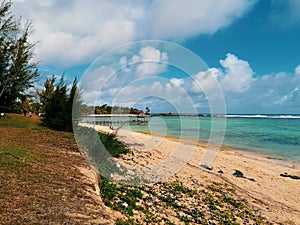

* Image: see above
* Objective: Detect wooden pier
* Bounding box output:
[83,114,149,126]
[86,119,148,126]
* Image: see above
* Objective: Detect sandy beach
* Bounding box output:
[88,124,300,224]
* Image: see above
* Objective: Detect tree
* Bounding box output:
[145,107,150,115]
[40,75,80,131]
[0,1,39,111]
[39,75,55,111]
[20,99,31,113]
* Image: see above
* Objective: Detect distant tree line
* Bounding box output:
[94,104,146,115]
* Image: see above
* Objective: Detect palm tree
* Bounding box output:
[145,107,150,115]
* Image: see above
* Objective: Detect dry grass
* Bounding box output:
[0,114,112,224]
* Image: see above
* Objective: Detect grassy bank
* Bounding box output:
[0,114,294,224]
[0,114,111,224]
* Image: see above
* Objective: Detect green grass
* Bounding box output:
[99,176,274,224]
[98,132,129,157]
[0,146,35,169]
[0,114,33,128]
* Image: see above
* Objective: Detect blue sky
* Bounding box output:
[12,0,300,114]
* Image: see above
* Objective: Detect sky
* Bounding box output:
[11,0,300,114]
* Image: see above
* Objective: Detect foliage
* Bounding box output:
[0,1,39,111]
[98,132,129,157]
[20,99,31,112]
[94,104,143,115]
[99,177,273,224]
[40,75,80,131]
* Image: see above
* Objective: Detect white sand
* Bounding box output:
[80,123,300,223]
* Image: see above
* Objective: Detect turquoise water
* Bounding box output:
[84,115,300,163]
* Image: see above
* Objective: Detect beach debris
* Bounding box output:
[280,172,300,180]
[233,170,255,182]
[126,170,135,176]
[200,164,213,171]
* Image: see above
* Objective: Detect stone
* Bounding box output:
[233,170,244,178]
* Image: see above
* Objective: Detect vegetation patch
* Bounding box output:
[0,114,32,128]
[96,133,272,224]
[100,177,271,224]
[98,132,129,157]
[0,146,35,169]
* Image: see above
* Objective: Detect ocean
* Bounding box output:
[83,115,300,163]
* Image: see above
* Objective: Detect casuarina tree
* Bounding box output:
[0,1,39,111]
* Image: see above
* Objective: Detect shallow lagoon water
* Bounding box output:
[84,115,300,163]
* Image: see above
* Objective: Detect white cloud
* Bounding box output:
[120,56,127,66]
[11,0,257,68]
[139,46,162,61]
[186,54,300,113]
[270,0,300,28]
[190,53,254,94]
[81,51,300,113]
[191,68,222,94]
[219,53,254,93]
[139,0,258,40]
[295,64,300,76]
[222,64,300,113]
[275,87,299,105]
[131,46,168,77]
[170,78,184,86]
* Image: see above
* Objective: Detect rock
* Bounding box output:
[218,170,224,174]
[233,170,255,182]
[233,170,244,178]
[200,164,213,171]
[126,170,135,176]
[280,173,300,180]
[178,211,185,217]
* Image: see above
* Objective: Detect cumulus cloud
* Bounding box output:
[80,49,300,113]
[219,53,254,93]
[191,68,222,94]
[222,65,300,113]
[186,54,300,113]
[140,0,258,40]
[170,78,184,86]
[130,46,168,77]
[112,79,197,113]
[190,53,254,94]
[11,0,257,68]
[12,0,139,67]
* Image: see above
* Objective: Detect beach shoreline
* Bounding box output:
[80,123,300,224]
[96,124,300,169]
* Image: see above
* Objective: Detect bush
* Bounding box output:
[40,76,79,131]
